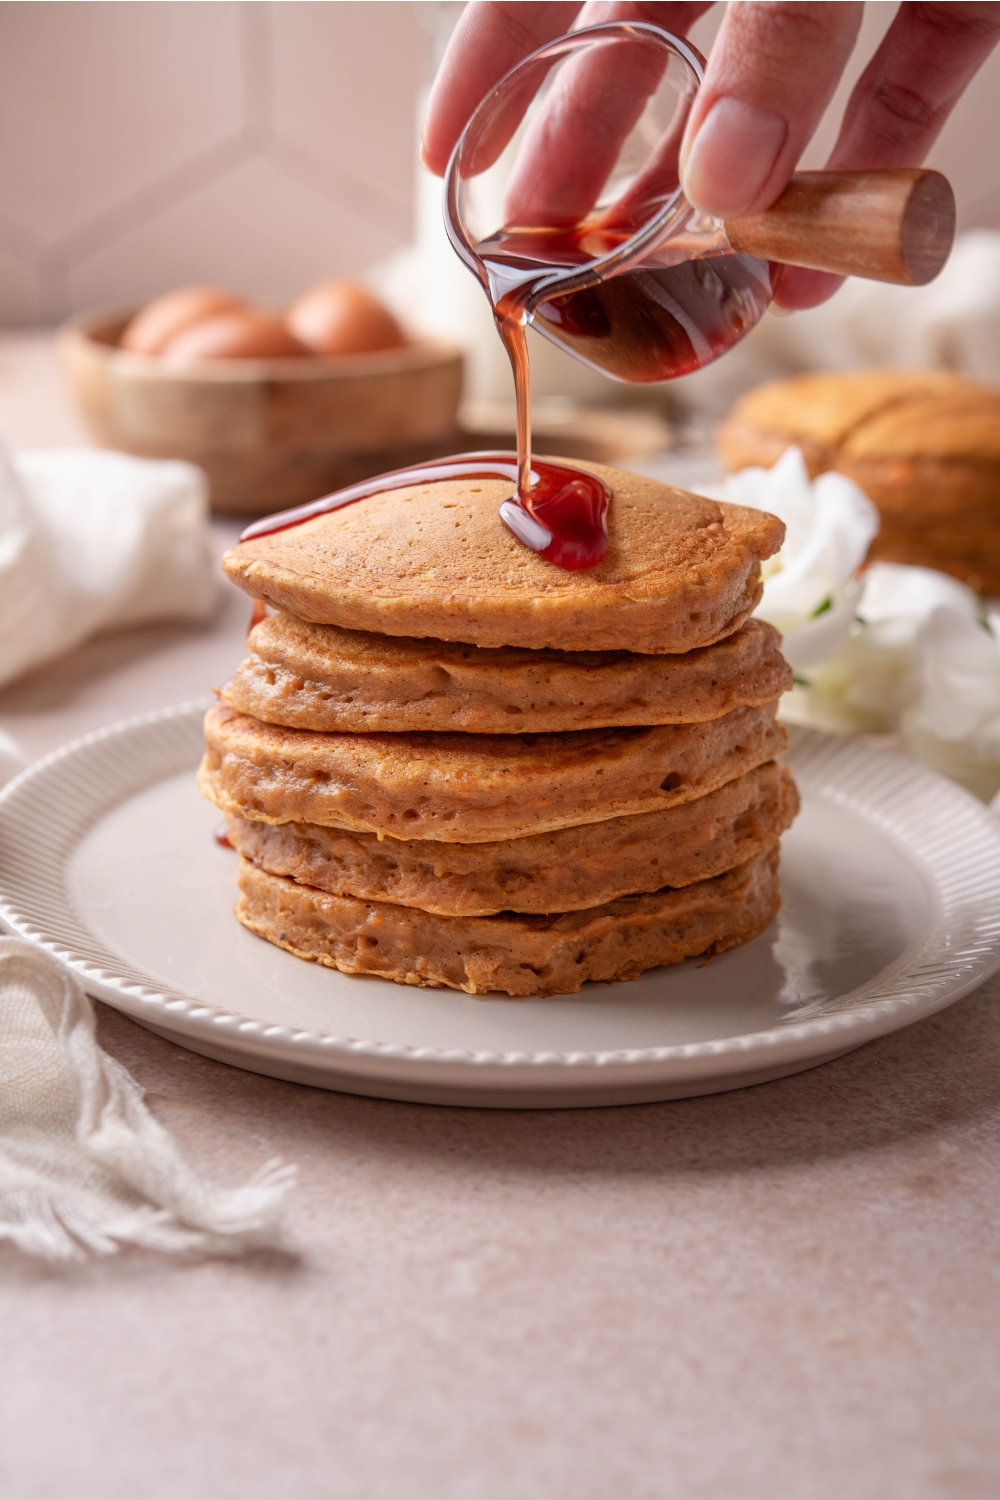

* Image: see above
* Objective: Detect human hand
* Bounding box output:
[422,1,1000,309]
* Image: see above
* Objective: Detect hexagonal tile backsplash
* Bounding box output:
[1,1,999,330]
[0,0,432,324]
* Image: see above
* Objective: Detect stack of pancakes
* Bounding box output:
[199,462,798,997]
[717,369,1000,593]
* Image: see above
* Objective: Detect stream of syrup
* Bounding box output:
[238,223,770,571]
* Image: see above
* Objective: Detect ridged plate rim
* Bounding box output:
[1,700,999,1084]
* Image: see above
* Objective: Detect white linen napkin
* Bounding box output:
[0,936,295,1261]
[0,436,215,691]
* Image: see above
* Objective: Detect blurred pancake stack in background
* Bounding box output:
[717,369,1000,594]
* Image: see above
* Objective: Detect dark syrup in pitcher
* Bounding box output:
[479,223,774,383]
[239,227,770,569]
[476,223,773,563]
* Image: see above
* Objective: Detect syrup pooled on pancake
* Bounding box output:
[240,452,610,572]
[224,462,784,655]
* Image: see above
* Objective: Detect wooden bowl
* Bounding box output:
[60,311,464,515]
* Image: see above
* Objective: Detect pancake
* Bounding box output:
[200,700,787,843]
[224,613,793,734]
[716,370,982,476]
[226,761,798,916]
[235,844,781,996]
[716,370,1000,590]
[221,460,784,654]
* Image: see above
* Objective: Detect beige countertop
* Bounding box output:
[1,336,999,1500]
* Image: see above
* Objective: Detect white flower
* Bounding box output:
[789,560,1000,801]
[785,563,980,735]
[725,447,880,670]
[717,446,1000,799]
[902,603,1000,801]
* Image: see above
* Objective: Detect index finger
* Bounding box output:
[502,35,671,226]
[679,2,865,218]
[501,3,713,224]
[421,2,583,176]
[776,1,1000,308]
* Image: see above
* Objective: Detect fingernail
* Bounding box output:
[681,97,787,218]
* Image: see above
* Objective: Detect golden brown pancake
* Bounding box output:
[226,761,798,916]
[715,370,1000,591]
[716,370,983,476]
[224,613,793,734]
[235,844,781,996]
[200,701,787,843]
[221,460,784,654]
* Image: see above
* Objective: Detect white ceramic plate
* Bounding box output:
[2,701,1000,1108]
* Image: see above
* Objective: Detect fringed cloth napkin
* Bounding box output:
[0,938,295,1261]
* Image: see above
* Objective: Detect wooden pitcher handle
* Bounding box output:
[724,169,956,286]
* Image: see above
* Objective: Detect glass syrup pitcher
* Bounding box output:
[238,23,954,578]
[443,21,955,505]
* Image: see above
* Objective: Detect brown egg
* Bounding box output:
[286,279,407,356]
[120,286,247,354]
[162,310,311,362]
